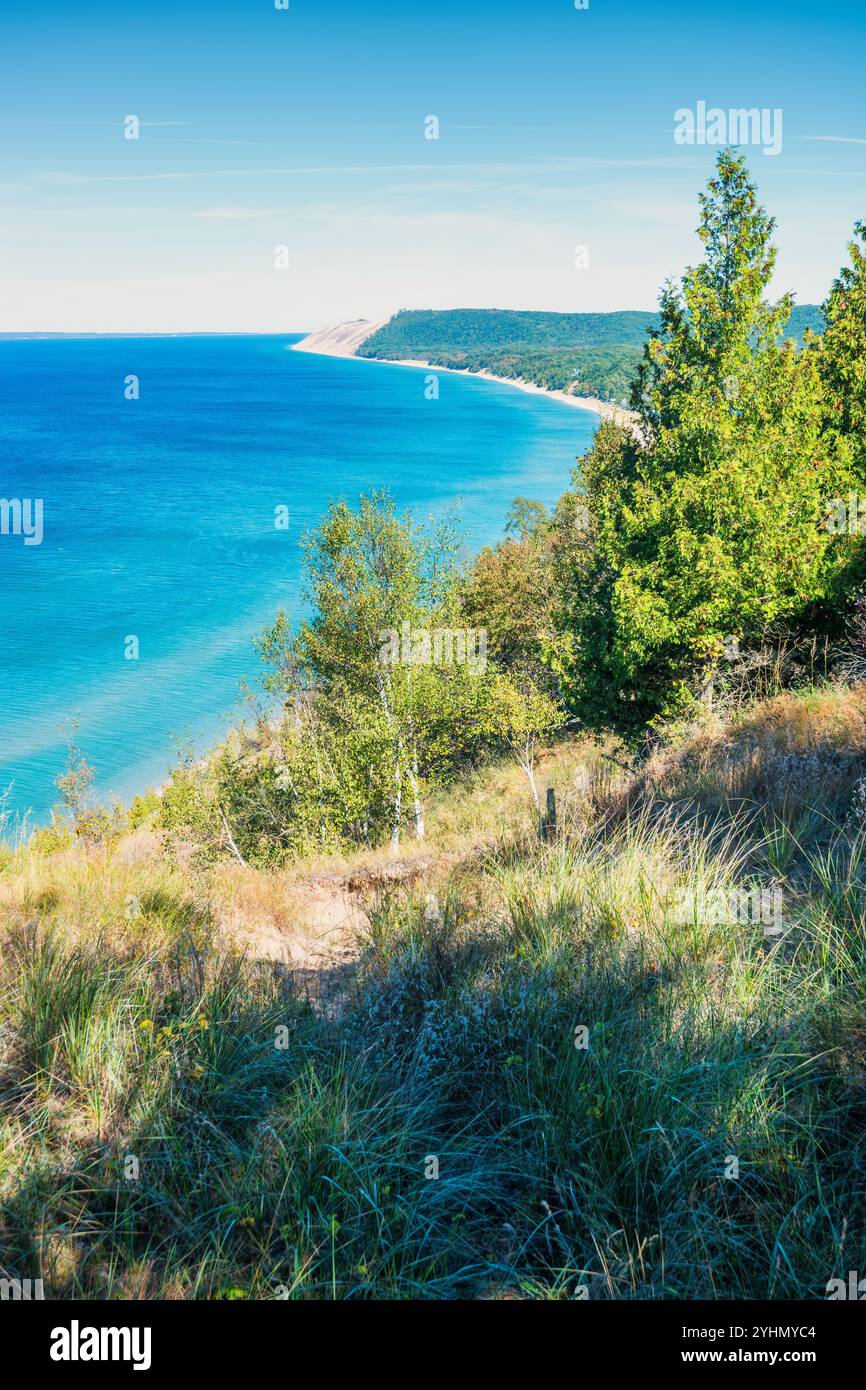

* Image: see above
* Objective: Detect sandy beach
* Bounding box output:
[292,320,639,428]
[375,357,637,427]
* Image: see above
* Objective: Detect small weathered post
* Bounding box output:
[540,786,557,842]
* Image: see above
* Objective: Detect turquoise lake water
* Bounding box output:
[0,334,598,829]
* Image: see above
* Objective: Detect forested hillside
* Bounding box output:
[361,308,659,351]
[358,304,824,404]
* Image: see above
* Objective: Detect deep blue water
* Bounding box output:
[0,335,597,830]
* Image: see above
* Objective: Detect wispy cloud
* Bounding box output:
[0,118,190,127]
[146,138,271,146]
[799,135,866,146]
[191,206,280,220]
[761,166,866,177]
[0,118,266,147]
[0,205,174,216]
[34,164,480,185]
[32,155,700,187]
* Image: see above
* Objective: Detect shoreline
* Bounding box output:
[365,356,636,426]
[291,327,637,427]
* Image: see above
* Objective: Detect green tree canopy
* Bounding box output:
[553,150,855,732]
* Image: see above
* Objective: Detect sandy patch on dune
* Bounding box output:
[292,318,389,357]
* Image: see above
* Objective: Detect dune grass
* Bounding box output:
[2,687,866,1298]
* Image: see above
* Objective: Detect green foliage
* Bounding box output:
[54,725,96,831]
[278,491,491,850]
[462,499,556,686]
[808,220,866,617]
[359,306,823,405]
[28,813,74,856]
[161,494,559,866]
[552,151,857,732]
[820,220,866,465]
[361,307,663,352]
[505,497,549,540]
[128,787,160,830]
[486,670,562,807]
[51,726,123,845]
[157,756,216,842]
[218,701,403,864]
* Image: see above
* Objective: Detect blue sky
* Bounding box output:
[2,0,865,331]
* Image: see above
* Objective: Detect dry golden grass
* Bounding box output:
[0,842,203,951]
[638,681,866,818]
[6,682,865,975]
[730,681,866,750]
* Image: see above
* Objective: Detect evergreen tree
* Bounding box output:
[554,150,852,731]
[820,219,866,457]
[801,219,866,623]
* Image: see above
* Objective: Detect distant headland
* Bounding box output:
[294,305,822,425]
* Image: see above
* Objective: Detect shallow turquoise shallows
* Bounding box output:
[0,334,598,829]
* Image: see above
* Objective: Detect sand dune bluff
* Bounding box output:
[293,319,388,356]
